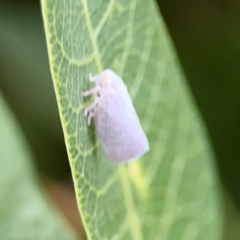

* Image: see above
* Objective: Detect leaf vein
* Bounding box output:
[94,0,116,37]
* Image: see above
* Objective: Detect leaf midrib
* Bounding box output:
[75,1,143,239]
[81,0,102,73]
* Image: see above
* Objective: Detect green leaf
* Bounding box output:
[0,93,77,240]
[41,0,222,239]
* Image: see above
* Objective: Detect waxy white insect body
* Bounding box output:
[83,69,149,163]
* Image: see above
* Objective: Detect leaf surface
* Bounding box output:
[41,0,222,239]
[0,93,77,240]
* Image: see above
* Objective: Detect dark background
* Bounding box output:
[0,0,240,238]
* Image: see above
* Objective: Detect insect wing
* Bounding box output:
[95,84,149,163]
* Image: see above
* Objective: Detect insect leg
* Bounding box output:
[87,111,95,126]
[82,85,101,97]
[89,73,98,82]
[84,97,99,116]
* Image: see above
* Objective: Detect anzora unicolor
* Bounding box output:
[83,69,149,163]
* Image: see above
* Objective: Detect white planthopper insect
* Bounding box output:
[83,69,149,164]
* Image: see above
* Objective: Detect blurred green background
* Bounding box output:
[1,0,240,239]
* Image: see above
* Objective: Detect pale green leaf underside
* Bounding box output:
[0,93,77,240]
[41,0,222,239]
